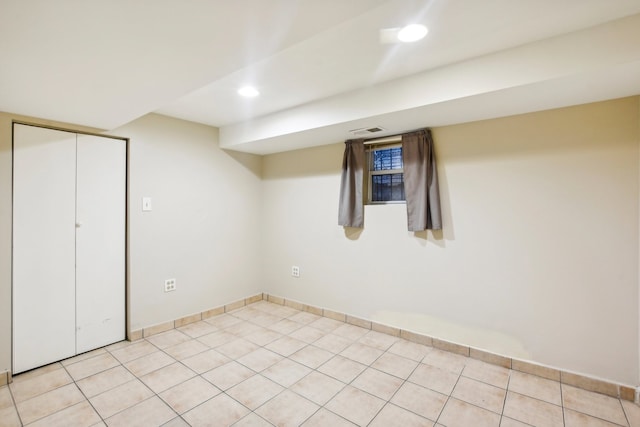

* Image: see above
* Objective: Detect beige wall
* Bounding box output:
[261,97,640,385]
[0,113,263,373]
[112,114,263,330]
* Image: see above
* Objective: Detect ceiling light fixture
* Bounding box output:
[397,24,428,43]
[238,86,260,98]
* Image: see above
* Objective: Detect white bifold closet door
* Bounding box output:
[13,124,125,374]
[75,134,126,353]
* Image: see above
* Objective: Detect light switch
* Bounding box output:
[142,197,152,211]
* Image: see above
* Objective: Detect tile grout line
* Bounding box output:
[104,339,195,425]
[621,399,633,427]
[6,380,24,427]
[230,308,338,426]
[139,326,247,425]
[59,361,107,426]
[100,342,167,425]
[153,318,254,425]
[498,365,513,426]
[201,308,321,426]
[302,319,401,425]
[365,348,433,426]
[560,379,567,427]
[433,366,465,426]
[157,343,216,422]
[160,307,306,425]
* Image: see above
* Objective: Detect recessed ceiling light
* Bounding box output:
[397,24,428,43]
[238,86,259,97]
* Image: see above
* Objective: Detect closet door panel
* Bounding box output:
[75,134,126,353]
[13,124,77,373]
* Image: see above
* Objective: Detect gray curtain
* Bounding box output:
[402,129,442,231]
[338,139,365,228]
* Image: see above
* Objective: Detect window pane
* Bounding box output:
[371,173,405,202]
[372,147,403,171]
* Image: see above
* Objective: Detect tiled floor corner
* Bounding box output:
[2,300,638,426]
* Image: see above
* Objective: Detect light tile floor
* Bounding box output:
[1,300,639,427]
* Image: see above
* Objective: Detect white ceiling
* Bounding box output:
[2,0,640,154]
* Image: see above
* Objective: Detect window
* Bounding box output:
[366,143,405,203]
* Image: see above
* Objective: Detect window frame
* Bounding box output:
[365,142,406,205]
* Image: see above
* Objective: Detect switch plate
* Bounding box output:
[291,266,300,278]
[142,197,152,211]
[164,278,176,292]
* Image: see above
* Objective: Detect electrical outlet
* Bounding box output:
[291,266,300,278]
[164,278,176,292]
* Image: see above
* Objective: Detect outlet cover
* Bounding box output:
[164,278,176,292]
[291,266,300,278]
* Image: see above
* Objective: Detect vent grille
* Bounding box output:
[349,126,386,136]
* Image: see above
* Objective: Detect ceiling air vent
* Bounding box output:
[349,126,386,136]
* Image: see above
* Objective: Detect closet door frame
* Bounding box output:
[11,122,129,374]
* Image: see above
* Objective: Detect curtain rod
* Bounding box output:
[362,135,402,145]
[360,128,429,145]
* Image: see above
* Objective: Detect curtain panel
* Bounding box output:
[338,139,365,228]
[402,129,442,231]
[338,130,442,231]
